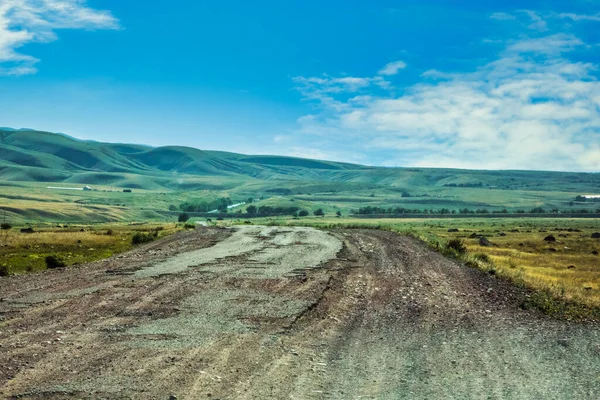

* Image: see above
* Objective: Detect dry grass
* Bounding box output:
[459,232,600,308]
[0,223,181,275]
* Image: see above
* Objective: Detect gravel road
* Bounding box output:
[0,226,598,399]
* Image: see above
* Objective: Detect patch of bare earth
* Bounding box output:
[0,227,598,399]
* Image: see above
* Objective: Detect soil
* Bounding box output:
[0,226,598,399]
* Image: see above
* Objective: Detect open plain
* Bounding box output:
[1,226,599,399]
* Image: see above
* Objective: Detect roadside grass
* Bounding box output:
[0,223,181,275]
[243,216,600,320]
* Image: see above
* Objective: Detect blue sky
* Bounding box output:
[0,0,599,171]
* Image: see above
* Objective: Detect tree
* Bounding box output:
[168,204,178,212]
[246,205,257,215]
[298,210,309,217]
[313,208,325,217]
[401,191,411,198]
[178,213,190,222]
[336,210,342,217]
[1,223,11,230]
[247,197,254,204]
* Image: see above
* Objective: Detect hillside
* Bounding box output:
[1,128,599,222]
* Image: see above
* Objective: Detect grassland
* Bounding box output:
[238,216,600,319]
[0,223,183,276]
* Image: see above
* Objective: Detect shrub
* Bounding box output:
[313,208,325,217]
[298,210,309,217]
[132,231,158,245]
[123,189,132,193]
[184,223,195,229]
[178,213,190,222]
[0,265,8,277]
[45,255,67,269]
[106,229,113,236]
[473,253,491,263]
[0,223,11,230]
[446,238,467,255]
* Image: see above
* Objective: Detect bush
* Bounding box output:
[132,231,158,245]
[298,210,309,217]
[45,255,67,269]
[123,189,132,193]
[106,229,113,236]
[446,238,467,255]
[313,208,325,217]
[473,253,491,263]
[184,223,195,229]
[178,213,190,222]
[0,265,8,277]
[0,223,11,230]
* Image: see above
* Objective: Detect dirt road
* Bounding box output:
[1,226,598,399]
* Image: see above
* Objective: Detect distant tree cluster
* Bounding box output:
[176,197,233,213]
[357,206,458,215]
[246,205,300,216]
[355,207,600,216]
[443,182,484,188]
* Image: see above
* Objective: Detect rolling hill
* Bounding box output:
[1,128,599,223]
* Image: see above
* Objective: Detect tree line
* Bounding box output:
[355,206,600,215]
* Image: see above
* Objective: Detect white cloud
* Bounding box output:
[490,12,516,21]
[520,10,548,31]
[506,33,584,55]
[378,60,407,76]
[294,32,600,172]
[557,12,600,22]
[0,0,119,75]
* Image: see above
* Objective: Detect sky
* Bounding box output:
[0,0,599,172]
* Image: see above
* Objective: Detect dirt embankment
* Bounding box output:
[0,226,598,399]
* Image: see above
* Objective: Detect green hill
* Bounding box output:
[1,128,599,223]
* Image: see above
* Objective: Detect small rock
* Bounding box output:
[543,235,557,242]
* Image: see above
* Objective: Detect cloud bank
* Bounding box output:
[293,19,600,172]
[0,0,119,75]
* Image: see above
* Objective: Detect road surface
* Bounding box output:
[0,226,598,399]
